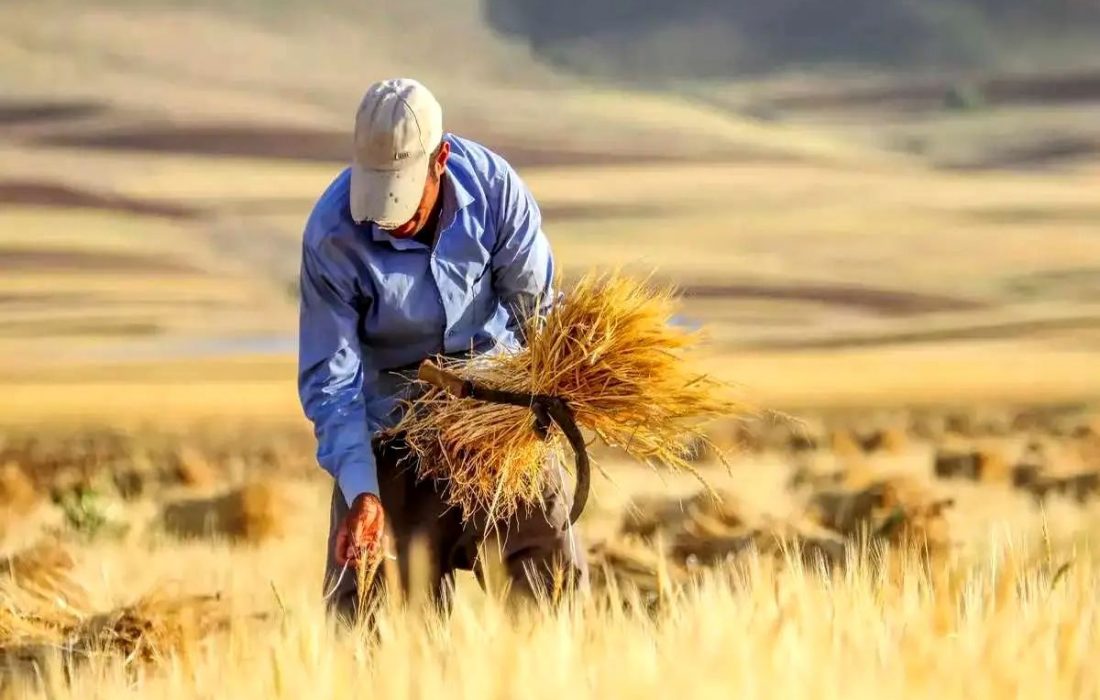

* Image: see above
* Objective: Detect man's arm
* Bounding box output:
[297,240,379,506]
[490,163,555,342]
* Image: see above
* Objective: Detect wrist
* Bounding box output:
[337,466,379,508]
[352,492,381,509]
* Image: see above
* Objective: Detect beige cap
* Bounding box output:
[350,78,443,228]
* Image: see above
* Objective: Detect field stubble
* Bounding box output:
[0,532,1095,699]
[0,402,1098,697]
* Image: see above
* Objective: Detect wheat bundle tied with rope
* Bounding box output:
[391,272,750,521]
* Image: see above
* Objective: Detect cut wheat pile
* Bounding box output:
[0,542,236,673]
[393,273,750,520]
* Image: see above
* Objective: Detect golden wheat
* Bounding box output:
[394,272,749,520]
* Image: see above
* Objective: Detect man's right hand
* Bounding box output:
[334,493,386,565]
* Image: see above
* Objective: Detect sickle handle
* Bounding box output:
[417,360,471,398]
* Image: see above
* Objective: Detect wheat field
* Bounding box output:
[2,518,1095,699]
[4,1,1100,696]
[1,404,1098,699]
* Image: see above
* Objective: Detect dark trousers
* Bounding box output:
[323,439,588,622]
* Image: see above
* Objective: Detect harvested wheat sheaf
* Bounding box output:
[68,591,231,667]
[393,273,750,521]
[1,543,234,673]
[160,482,289,543]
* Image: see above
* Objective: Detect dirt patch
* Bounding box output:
[941,136,1100,170]
[0,292,225,312]
[1002,267,1100,302]
[742,313,1100,351]
[0,248,202,275]
[963,205,1100,225]
[0,292,98,308]
[40,124,349,162]
[0,180,200,220]
[0,99,107,127]
[679,282,986,316]
[981,70,1100,105]
[760,69,1100,113]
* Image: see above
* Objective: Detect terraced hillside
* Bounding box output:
[2,0,1100,410]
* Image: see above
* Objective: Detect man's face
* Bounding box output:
[382,142,450,238]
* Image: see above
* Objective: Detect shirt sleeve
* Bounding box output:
[490,163,555,343]
[297,239,379,506]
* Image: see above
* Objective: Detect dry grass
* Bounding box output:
[0,463,39,534]
[394,272,748,520]
[1,533,1096,700]
[1,588,234,673]
[1,543,236,674]
[0,405,1098,697]
[0,540,88,617]
[604,476,952,589]
[0,422,314,496]
[2,2,1099,693]
[170,447,219,489]
[66,591,233,669]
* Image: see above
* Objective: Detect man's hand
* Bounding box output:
[335,493,385,565]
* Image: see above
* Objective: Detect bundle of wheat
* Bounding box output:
[807,477,954,562]
[393,272,748,520]
[2,584,235,673]
[160,482,288,543]
[620,489,746,541]
[587,539,688,601]
[744,524,849,571]
[615,489,847,570]
[66,591,230,668]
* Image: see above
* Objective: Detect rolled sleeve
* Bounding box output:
[297,240,379,506]
[490,164,555,341]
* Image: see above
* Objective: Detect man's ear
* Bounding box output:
[434,141,451,174]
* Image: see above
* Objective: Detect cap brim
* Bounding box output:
[349,154,430,228]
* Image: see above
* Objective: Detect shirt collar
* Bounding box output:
[371,226,423,250]
[369,160,474,250]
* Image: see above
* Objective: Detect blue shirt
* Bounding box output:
[298,135,554,506]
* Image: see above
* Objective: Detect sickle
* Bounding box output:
[417,360,591,524]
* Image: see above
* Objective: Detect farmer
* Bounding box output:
[298,78,588,620]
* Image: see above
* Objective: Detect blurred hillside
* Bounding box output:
[487,0,1100,79]
[4,0,1098,168]
[1,0,856,163]
[2,0,1100,410]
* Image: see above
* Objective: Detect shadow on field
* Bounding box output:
[0,181,200,220]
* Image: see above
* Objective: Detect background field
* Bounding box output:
[2,0,1099,697]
